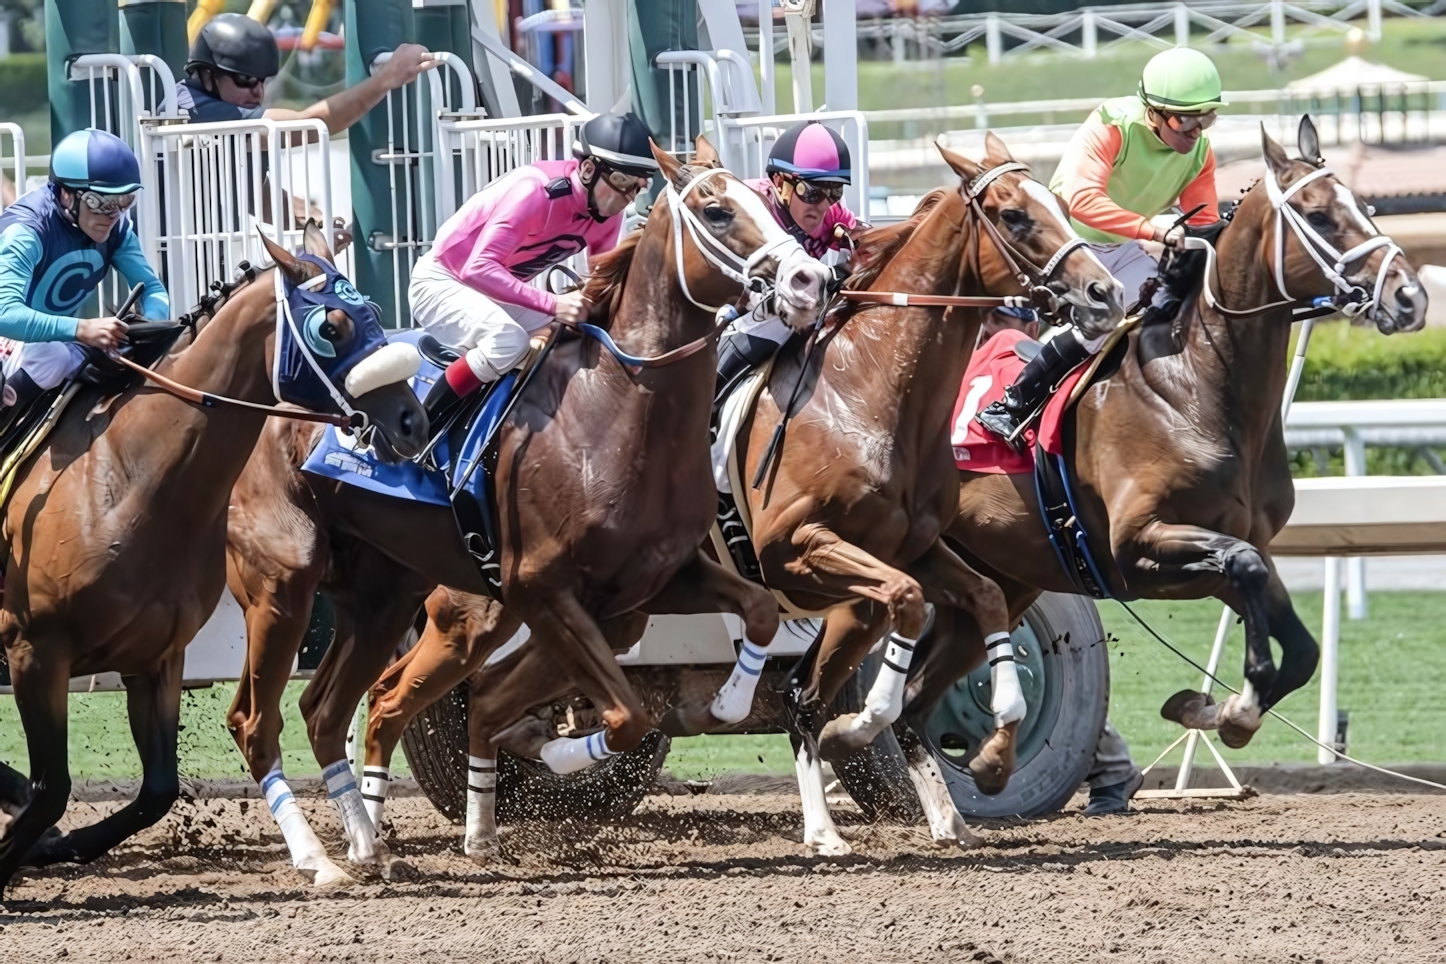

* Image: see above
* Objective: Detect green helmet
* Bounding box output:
[1139,48,1226,112]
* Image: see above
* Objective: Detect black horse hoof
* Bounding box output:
[1159,688,1213,726]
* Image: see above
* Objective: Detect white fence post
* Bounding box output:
[1318,556,1342,764]
[757,0,776,114]
[1367,0,1383,41]
[1081,9,1097,58]
[985,13,1002,64]
[1174,2,1190,46]
[1342,426,1368,619]
[1271,0,1286,48]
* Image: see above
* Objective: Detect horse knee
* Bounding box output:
[134,777,181,827]
[1222,544,1269,593]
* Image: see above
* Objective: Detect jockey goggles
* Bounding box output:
[221,68,265,90]
[80,190,137,216]
[784,177,845,205]
[1156,108,1217,134]
[598,164,651,196]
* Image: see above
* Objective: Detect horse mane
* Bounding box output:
[582,229,643,325]
[843,189,951,296]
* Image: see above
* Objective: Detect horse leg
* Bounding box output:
[363,588,521,838]
[0,636,71,896]
[896,725,984,850]
[784,522,931,640]
[24,651,187,868]
[1123,523,1280,748]
[903,539,1023,795]
[300,560,433,874]
[636,550,780,737]
[1260,566,1320,713]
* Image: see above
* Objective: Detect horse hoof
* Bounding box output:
[1160,689,1215,728]
[806,834,851,857]
[935,825,985,850]
[968,757,1012,796]
[303,861,355,890]
[464,839,499,866]
[817,716,868,763]
[1218,718,1258,749]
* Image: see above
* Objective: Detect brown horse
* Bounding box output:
[926,121,1425,755]
[719,135,1123,854]
[0,225,425,895]
[224,140,831,882]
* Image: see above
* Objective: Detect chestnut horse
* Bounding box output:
[929,121,1425,754]
[223,141,831,884]
[0,225,425,895]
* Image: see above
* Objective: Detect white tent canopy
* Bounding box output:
[1286,56,1427,92]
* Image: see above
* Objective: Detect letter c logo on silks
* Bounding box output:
[35,249,106,315]
[332,278,365,307]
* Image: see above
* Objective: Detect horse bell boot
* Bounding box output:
[975,328,1094,449]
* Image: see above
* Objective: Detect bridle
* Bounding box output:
[841,161,1090,318]
[1200,162,1404,321]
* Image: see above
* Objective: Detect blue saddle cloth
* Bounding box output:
[302,329,516,513]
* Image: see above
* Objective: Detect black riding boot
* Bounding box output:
[0,369,42,444]
[975,329,1095,449]
[715,331,781,407]
[423,357,486,428]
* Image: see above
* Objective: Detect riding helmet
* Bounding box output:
[1139,48,1226,113]
[49,129,143,194]
[186,12,281,81]
[574,112,659,177]
[766,121,851,183]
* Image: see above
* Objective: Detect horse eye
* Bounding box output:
[1000,208,1029,227]
[703,205,733,225]
[1306,211,1333,230]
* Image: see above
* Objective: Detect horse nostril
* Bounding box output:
[1087,281,1110,305]
[1396,283,1421,311]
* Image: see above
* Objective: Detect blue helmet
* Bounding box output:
[50,129,143,195]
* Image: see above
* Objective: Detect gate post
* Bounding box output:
[46,0,120,143]
[347,0,415,326]
[120,0,188,77]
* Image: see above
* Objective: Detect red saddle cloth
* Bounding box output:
[950,329,1089,474]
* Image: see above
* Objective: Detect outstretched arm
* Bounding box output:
[265,43,440,137]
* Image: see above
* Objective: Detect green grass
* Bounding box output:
[3,591,1442,781]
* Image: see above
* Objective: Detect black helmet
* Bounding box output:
[186,13,280,81]
[574,112,658,178]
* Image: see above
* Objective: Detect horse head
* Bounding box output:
[1258,116,1426,335]
[260,223,427,460]
[938,133,1124,338]
[651,137,831,332]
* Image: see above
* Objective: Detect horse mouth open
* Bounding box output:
[773,252,833,332]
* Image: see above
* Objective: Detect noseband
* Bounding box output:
[841,161,1088,318]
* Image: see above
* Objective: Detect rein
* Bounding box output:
[840,161,1088,318]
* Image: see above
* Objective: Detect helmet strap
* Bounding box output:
[577,158,608,223]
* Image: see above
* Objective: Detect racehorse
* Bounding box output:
[931,120,1425,754]
[223,139,831,883]
[0,224,425,895]
[722,135,1123,854]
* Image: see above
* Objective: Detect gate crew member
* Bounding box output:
[976,46,1223,445]
[715,120,862,392]
[178,12,436,131]
[411,111,657,415]
[0,129,168,424]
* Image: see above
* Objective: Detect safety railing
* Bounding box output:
[655,49,763,158]
[438,111,591,215]
[718,111,871,216]
[368,50,481,325]
[138,117,333,319]
[0,123,24,213]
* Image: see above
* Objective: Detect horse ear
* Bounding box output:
[650,138,688,191]
[937,140,983,185]
[302,219,335,264]
[1261,124,1292,180]
[1298,115,1323,167]
[692,134,722,168]
[983,131,1016,165]
[259,228,310,286]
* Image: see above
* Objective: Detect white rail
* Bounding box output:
[139,117,333,319]
[719,111,871,216]
[0,123,24,212]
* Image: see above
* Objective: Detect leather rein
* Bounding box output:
[839,161,1088,318]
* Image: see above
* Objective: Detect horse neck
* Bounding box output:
[1178,193,1294,424]
[840,193,980,432]
[609,202,721,359]
[163,275,280,403]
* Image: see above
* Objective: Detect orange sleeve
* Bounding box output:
[1179,146,1220,226]
[1055,115,1154,242]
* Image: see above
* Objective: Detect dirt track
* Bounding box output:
[1,789,1443,963]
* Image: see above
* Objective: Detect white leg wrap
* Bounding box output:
[904,745,979,847]
[709,640,769,724]
[323,760,382,864]
[849,631,917,737]
[464,756,498,857]
[262,768,335,873]
[361,767,390,835]
[540,730,615,775]
[794,741,849,855]
[985,632,1027,727]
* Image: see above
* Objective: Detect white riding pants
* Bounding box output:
[3,341,88,391]
[1076,240,1161,352]
[408,252,552,383]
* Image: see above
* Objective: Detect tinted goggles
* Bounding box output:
[81,191,137,216]
[598,165,652,196]
[787,178,845,205]
[223,69,265,90]
[1158,109,1217,134]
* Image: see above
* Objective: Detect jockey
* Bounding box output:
[413,111,657,417]
[715,120,860,392]
[0,129,168,424]
[976,46,1223,445]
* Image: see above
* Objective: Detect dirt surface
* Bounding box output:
[1,790,1443,963]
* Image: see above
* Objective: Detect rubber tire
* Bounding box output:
[829,593,1109,820]
[400,683,670,824]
